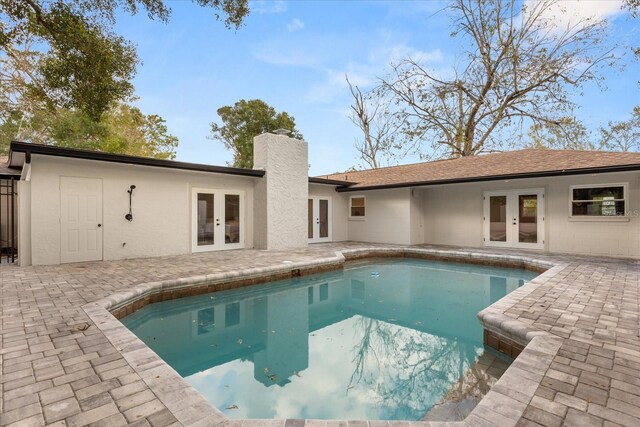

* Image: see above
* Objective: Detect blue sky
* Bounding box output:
[114,0,640,175]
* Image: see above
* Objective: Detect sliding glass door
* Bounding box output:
[192,189,244,252]
[483,189,544,250]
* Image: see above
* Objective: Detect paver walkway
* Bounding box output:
[1,243,639,427]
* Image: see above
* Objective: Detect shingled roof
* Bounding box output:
[318,149,640,191]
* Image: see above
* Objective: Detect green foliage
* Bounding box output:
[0,104,178,159]
[0,0,249,120]
[0,111,25,155]
[210,99,303,168]
[2,1,138,120]
[1,0,250,159]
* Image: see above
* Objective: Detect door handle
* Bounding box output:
[98,224,102,227]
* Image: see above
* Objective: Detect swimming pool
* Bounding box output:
[122,258,537,420]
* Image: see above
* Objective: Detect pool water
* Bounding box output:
[122,259,537,420]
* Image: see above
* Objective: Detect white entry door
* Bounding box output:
[308,197,332,243]
[192,188,245,252]
[60,177,103,263]
[483,189,545,250]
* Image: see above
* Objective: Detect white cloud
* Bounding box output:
[306,43,444,104]
[528,0,624,30]
[251,0,287,15]
[252,47,321,68]
[252,34,344,68]
[186,315,456,420]
[372,43,443,66]
[287,18,305,32]
[251,29,444,105]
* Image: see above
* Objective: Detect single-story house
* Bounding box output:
[5,132,640,266]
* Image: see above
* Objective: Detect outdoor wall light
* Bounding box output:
[125,185,136,221]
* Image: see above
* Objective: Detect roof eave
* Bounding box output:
[309,177,355,186]
[9,141,266,178]
[335,164,640,192]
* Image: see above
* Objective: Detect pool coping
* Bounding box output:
[82,247,566,427]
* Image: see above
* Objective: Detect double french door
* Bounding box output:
[192,188,244,252]
[483,189,545,250]
[308,197,331,243]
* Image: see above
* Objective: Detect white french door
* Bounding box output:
[60,177,103,263]
[483,189,545,250]
[308,197,332,243]
[192,188,245,252]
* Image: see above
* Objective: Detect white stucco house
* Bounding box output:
[5,132,640,266]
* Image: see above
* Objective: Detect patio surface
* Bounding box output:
[1,242,639,427]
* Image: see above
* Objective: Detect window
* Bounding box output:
[350,196,365,218]
[351,279,365,300]
[225,302,240,327]
[197,308,215,335]
[319,283,329,301]
[570,184,627,217]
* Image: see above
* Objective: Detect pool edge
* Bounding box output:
[82,247,563,427]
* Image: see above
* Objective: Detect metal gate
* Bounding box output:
[1,178,17,263]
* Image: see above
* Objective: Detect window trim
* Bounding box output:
[349,195,366,220]
[568,182,628,219]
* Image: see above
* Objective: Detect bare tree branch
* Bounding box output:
[380,0,614,158]
[346,75,406,169]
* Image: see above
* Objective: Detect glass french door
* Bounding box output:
[192,188,244,252]
[483,189,544,249]
[308,197,331,243]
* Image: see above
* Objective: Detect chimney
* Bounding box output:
[253,132,309,249]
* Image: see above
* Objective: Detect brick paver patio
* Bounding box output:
[1,243,639,427]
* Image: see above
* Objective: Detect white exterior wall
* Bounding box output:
[421,171,640,258]
[308,184,348,242]
[27,155,257,265]
[253,133,308,250]
[347,188,413,244]
[409,189,425,245]
[422,184,484,247]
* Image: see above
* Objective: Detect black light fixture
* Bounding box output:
[125,185,136,221]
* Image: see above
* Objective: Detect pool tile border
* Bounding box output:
[83,247,565,427]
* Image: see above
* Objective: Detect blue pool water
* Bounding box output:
[122,259,537,420]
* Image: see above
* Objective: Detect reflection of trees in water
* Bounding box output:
[348,317,480,419]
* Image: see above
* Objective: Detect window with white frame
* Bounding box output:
[570,184,627,217]
[349,196,366,218]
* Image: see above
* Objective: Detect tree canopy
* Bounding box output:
[600,107,640,152]
[1,0,249,121]
[0,103,178,158]
[210,99,303,168]
[1,0,249,159]
[380,0,614,159]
